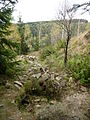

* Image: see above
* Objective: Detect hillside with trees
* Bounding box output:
[0,0,90,120]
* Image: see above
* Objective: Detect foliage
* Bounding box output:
[55,39,65,50]
[68,54,90,84]
[40,45,55,60]
[0,0,19,76]
[84,30,90,40]
[31,37,39,51]
[18,21,29,54]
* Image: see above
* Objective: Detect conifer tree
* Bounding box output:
[0,0,18,75]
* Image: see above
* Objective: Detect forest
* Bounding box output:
[0,0,90,120]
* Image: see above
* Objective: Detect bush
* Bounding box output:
[68,54,90,84]
[56,39,65,50]
[40,45,55,60]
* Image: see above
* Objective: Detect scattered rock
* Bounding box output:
[51,74,55,80]
[32,73,41,79]
[69,77,73,84]
[14,84,21,90]
[80,86,87,92]
[34,99,41,102]
[42,73,50,81]
[36,104,41,108]
[49,100,56,105]
[40,67,45,74]
[8,117,14,120]
[28,56,36,61]
[14,81,23,87]
[41,98,47,102]
[56,76,62,81]
[0,104,4,108]
[6,82,12,89]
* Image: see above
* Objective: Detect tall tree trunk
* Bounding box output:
[64,35,69,67]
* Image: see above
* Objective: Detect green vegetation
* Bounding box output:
[40,37,90,85]
[0,0,19,76]
[40,45,55,60]
[68,54,90,84]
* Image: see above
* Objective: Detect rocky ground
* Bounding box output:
[0,53,90,120]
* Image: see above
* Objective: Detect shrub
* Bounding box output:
[68,54,90,84]
[55,39,65,50]
[40,45,55,60]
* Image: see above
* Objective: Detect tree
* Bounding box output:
[0,0,18,75]
[57,0,74,66]
[69,1,90,14]
[18,16,29,54]
[24,24,31,50]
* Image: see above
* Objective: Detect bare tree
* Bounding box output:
[69,1,90,14]
[57,0,74,66]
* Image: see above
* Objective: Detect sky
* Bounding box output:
[12,0,90,23]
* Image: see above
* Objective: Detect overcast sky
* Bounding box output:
[12,0,90,23]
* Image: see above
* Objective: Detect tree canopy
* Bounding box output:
[0,0,18,75]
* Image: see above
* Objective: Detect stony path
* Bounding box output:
[0,54,90,120]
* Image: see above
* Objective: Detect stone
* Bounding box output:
[72,116,80,120]
[0,104,4,108]
[60,80,66,87]
[40,67,45,74]
[34,99,41,102]
[51,74,55,80]
[8,117,14,120]
[14,81,23,87]
[80,86,87,92]
[36,104,41,108]
[42,73,50,81]
[50,100,56,105]
[69,77,73,83]
[14,84,21,89]
[41,98,47,102]
[32,73,41,79]
[56,76,62,81]
[6,83,12,89]
[28,56,36,61]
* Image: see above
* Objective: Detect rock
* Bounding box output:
[6,83,12,89]
[0,104,4,108]
[69,77,73,83]
[51,74,55,80]
[40,67,45,74]
[72,116,80,120]
[28,56,36,61]
[50,100,56,105]
[28,61,33,64]
[23,74,27,78]
[60,80,66,87]
[14,84,21,89]
[54,73,59,77]
[56,76,62,81]
[14,81,23,87]
[11,100,15,104]
[41,98,47,102]
[8,117,14,120]
[42,73,50,81]
[36,104,41,108]
[32,73,41,79]
[34,99,41,102]
[80,86,87,92]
